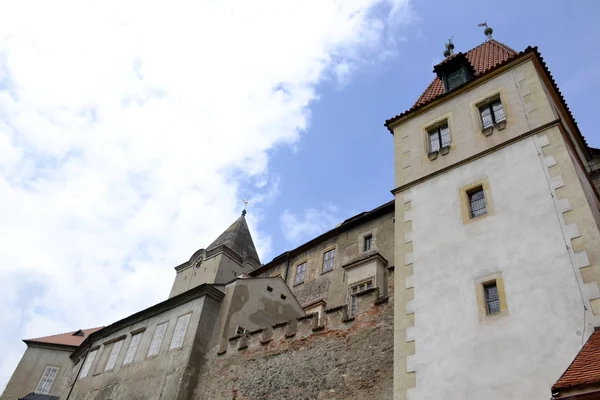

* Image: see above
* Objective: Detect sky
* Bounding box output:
[1,0,599,392]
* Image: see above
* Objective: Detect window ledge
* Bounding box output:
[293,281,305,287]
[482,126,494,136]
[439,145,450,156]
[427,151,439,161]
[494,119,507,130]
[321,268,333,276]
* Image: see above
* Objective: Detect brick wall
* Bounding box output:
[195,272,394,400]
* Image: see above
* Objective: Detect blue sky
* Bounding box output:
[263,0,600,257]
[1,0,599,392]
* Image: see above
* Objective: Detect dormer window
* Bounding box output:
[445,67,468,91]
[433,52,475,94]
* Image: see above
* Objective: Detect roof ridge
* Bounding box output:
[487,39,518,55]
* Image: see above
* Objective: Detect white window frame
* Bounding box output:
[122,333,143,366]
[295,262,306,285]
[322,249,335,273]
[104,339,124,371]
[169,313,192,350]
[428,124,450,153]
[147,322,168,358]
[79,349,98,379]
[36,365,59,394]
[349,280,374,316]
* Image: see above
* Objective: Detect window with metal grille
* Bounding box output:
[349,280,374,316]
[122,333,142,366]
[36,366,59,394]
[364,235,372,252]
[147,322,168,358]
[479,100,505,129]
[428,124,450,153]
[79,349,97,379]
[468,187,487,218]
[295,262,306,285]
[322,249,335,273]
[169,313,191,350]
[484,281,501,314]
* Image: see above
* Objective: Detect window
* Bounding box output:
[364,235,372,252]
[322,249,335,273]
[79,349,97,379]
[445,67,468,91]
[147,322,168,357]
[236,326,247,335]
[428,124,450,153]
[479,100,505,129]
[484,281,501,314]
[122,333,142,365]
[349,280,374,316]
[169,314,191,350]
[36,366,59,394]
[104,340,123,371]
[468,187,487,218]
[295,262,306,285]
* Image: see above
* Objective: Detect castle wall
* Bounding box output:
[210,277,305,348]
[69,294,222,400]
[255,211,395,310]
[195,276,394,400]
[1,345,74,399]
[402,134,587,400]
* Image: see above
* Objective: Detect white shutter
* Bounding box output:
[169,314,191,350]
[79,349,97,379]
[36,366,59,394]
[147,323,168,357]
[104,340,123,371]
[123,333,142,365]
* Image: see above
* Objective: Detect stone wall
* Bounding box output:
[195,272,394,400]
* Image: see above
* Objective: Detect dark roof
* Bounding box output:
[24,327,103,348]
[249,200,394,276]
[19,393,60,400]
[553,330,600,391]
[207,214,260,265]
[384,44,590,157]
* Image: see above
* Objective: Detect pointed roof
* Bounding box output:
[553,330,600,391]
[207,213,260,265]
[385,39,518,129]
[415,39,517,108]
[23,327,103,348]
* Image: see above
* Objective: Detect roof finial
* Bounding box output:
[478,22,493,40]
[241,199,248,216]
[443,37,454,58]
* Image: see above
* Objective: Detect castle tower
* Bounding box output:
[386,34,600,399]
[168,210,261,298]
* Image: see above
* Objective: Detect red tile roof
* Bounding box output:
[414,39,517,108]
[24,327,103,348]
[553,330,600,390]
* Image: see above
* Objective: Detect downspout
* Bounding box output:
[64,353,86,400]
[283,252,291,285]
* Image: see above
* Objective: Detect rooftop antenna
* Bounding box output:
[241,199,249,216]
[443,37,454,58]
[478,22,493,40]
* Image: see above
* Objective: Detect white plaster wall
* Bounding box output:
[407,136,588,399]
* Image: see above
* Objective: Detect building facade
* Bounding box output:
[3,34,600,400]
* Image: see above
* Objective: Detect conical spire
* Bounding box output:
[206,212,260,267]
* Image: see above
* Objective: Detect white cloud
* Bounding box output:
[280,204,341,244]
[0,0,413,391]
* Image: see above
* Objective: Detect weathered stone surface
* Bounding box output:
[195,291,393,400]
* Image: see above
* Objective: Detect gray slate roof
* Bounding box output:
[206,214,260,265]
